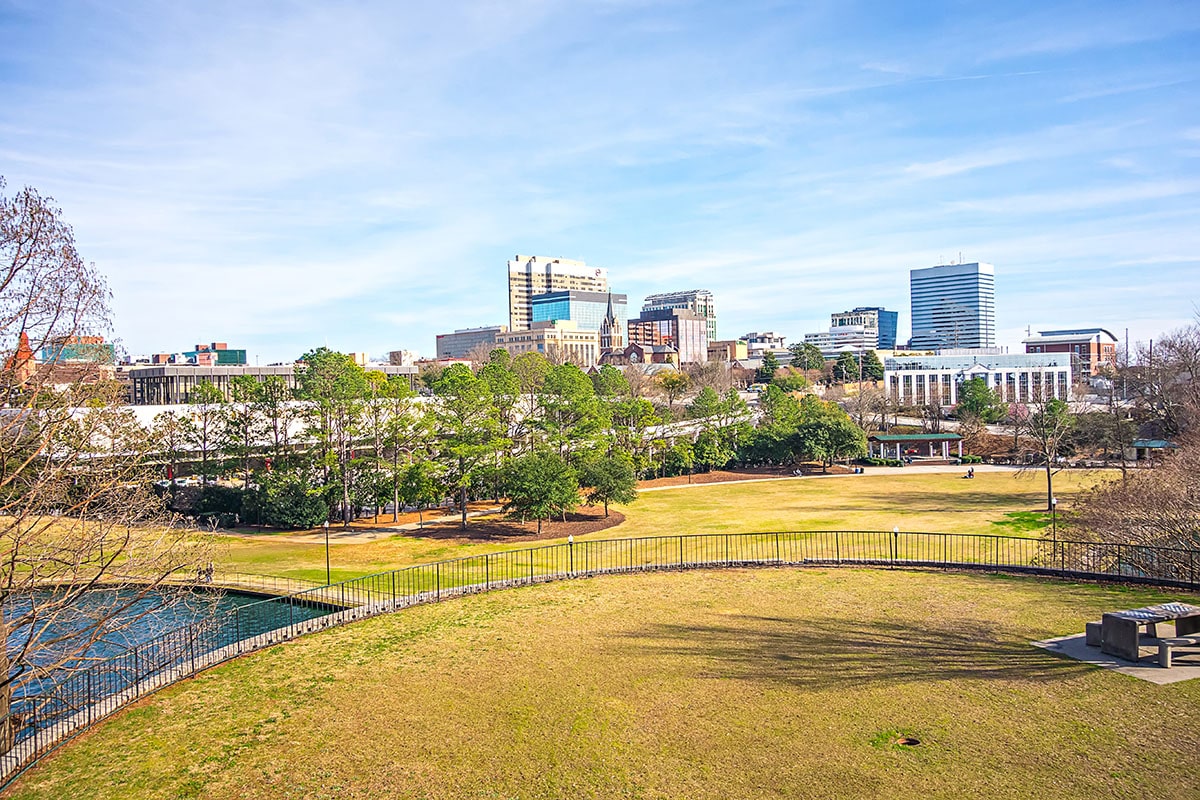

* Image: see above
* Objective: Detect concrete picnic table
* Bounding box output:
[1101,602,1200,662]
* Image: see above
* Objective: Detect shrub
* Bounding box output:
[243,473,328,529]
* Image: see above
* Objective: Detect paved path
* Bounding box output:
[637,463,1026,492]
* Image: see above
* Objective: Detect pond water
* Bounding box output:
[6,587,331,712]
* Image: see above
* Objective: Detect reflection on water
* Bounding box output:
[5,587,330,710]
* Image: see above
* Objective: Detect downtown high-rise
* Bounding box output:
[908,262,995,350]
[507,255,609,331]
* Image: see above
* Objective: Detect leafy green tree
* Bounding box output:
[591,363,630,398]
[657,370,691,410]
[184,380,225,481]
[688,386,751,467]
[223,374,265,489]
[399,459,443,528]
[243,471,328,529]
[296,348,370,526]
[579,454,639,517]
[832,352,859,383]
[480,350,521,442]
[608,396,660,471]
[758,385,802,429]
[151,410,187,482]
[502,452,579,533]
[860,350,885,381]
[433,364,508,529]
[756,350,780,383]
[694,429,734,472]
[379,376,430,521]
[664,439,696,477]
[955,377,1006,423]
[686,386,723,419]
[258,374,296,468]
[771,373,809,393]
[536,363,608,462]
[511,351,552,450]
[788,342,825,372]
[793,396,867,471]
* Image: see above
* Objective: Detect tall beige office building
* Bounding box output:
[507,254,609,331]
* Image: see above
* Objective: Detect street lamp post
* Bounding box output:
[324,520,331,586]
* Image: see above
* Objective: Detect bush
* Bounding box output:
[195,485,244,516]
[960,454,983,464]
[243,473,328,529]
[862,457,903,467]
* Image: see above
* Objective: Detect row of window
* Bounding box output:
[887,370,1070,405]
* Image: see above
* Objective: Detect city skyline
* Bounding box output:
[2,2,1198,361]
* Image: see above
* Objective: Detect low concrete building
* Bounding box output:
[884,352,1074,407]
[495,320,600,366]
[435,325,507,360]
[128,363,418,405]
[803,325,877,358]
[707,339,748,362]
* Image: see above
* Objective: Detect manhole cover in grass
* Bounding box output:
[869,729,923,750]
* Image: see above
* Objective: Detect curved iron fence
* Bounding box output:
[2,529,1198,787]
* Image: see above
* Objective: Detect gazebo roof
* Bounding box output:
[1131,439,1179,449]
[868,433,963,443]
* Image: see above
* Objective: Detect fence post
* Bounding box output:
[892,529,898,565]
[436,562,441,600]
[485,553,490,589]
[775,532,781,564]
[87,669,93,726]
[725,534,730,566]
[569,539,574,576]
[1116,544,1122,578]
[678,536,684,568]
[835,531,841,564]
[391,571,397,609]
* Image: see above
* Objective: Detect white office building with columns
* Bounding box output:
[885,352,1074,408]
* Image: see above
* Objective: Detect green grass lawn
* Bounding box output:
[215,469,1109,582]
[12,568,1198,800]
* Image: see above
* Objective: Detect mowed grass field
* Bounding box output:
[216,469,1109,582]
[12,568,1199,800]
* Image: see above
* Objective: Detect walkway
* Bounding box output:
[637,463,1026,492]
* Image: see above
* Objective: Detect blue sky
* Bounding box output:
[2,0,1198,362]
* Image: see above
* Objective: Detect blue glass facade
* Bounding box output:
[909,263,995,350]
[531,291,627,332]
[877,309,898,350]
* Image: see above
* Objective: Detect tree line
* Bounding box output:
[147,348,867,530]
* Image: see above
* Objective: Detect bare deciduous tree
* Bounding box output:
[1,178,206,751]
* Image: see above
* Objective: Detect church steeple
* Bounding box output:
[599,292,623,351]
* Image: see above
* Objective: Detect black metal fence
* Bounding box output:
[3,529,1198,787]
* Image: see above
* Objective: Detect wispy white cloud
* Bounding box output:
[0,0,1197,358]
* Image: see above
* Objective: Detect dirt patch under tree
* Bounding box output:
[404,505,626,542]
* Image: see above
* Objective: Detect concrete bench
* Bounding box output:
[1158,635,1200,668]
[1085,621,1102,647]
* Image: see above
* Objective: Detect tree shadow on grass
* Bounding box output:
[611,615,1091,690]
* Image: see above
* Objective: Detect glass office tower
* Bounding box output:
[908,262,995,350]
